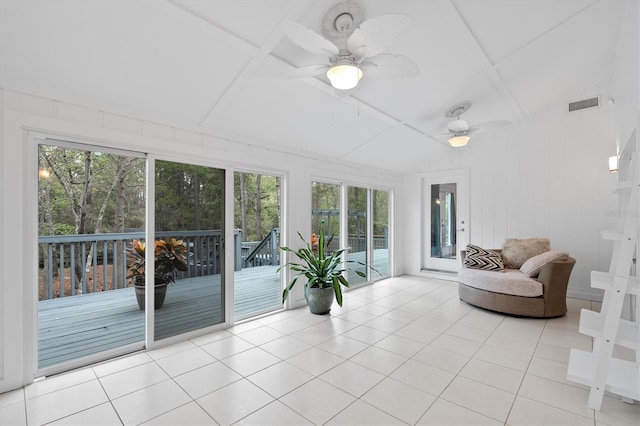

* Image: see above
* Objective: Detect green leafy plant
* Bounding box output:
[279,224,378,307]
[126,238,188,285]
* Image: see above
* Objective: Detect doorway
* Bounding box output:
[233,171,282,320]
[36,140,147,372]
[422,170,469,273]
[153,160,226,340]
[35,140,230,374]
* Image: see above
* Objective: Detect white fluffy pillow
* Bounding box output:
[520,250,569,278]
[501,238,550,269]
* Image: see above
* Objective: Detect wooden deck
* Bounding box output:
[38,250,389,369]
[38,265,280,369]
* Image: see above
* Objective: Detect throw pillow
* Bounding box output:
[463,244,505,271]
[520,250,569,278]
[501,238,550,269]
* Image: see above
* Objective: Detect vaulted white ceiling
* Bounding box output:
[0,0,626,173]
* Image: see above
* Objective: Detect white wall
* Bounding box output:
[0,88,402,392]
[402,99,619,301]
[402,0,639,300]
[610,0,639,154]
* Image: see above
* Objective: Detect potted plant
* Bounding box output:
[126,237,188,310]
[279,224,378,314]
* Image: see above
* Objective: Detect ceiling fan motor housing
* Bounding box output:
[445,101,472,132]
[448,119,470,132]
[321,0,366,49]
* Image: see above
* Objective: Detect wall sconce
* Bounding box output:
[608,156,618,173]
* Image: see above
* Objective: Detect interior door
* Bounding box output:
[422,170,469,272]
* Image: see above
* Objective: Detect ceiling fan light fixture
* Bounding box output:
[326,61,363,90]
[448,134,470,147]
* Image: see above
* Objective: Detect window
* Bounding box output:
[311,181,391,286]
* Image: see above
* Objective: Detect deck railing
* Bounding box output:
[38,230,243,300]
[38,230,389,300]
[244,228,280,268]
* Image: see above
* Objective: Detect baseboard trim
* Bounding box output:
[419,268,458,282]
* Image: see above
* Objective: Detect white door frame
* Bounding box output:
[421,169,469,273]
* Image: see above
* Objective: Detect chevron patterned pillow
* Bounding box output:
[463,244,505,271]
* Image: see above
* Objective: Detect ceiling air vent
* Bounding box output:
[568,96,599,112]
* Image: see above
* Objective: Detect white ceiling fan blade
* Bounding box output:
[360,54,419,78]
[347,14,410,58]
[469,120,513,131]
[283,20,339,56]
[282,64,330,79]
[466,120,513,135]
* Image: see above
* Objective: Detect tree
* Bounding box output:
[254,174,263,240]
[38,145,146,296]
[234,172,280,242]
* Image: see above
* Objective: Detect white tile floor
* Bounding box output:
[1,276,639,425]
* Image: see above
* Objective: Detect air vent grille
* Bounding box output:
[568,97,599,112]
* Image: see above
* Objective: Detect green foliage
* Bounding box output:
[39,145,146,235]
[53,223,75,235]
[311,181,340,238]
[155,161,225,231]
[279,223,378,307]
[347,186,367,237]
[234,172,280,241]
[373,189,389,237]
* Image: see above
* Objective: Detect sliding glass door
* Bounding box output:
[373,189,390,278]
[347,186,368,285]
[311,181,391,287]
[311,181,341,243]
[233,171,282,320]
[36,140,230,372]
[154,160,225,340]
[37,140,147,371]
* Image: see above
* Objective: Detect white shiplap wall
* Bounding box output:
[403,100,618,301]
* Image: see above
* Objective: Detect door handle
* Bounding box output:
[456,228,465,232]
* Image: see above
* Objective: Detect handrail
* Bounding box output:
[38,229,243,300]
[244,228,280,268]
[37,229,388,301]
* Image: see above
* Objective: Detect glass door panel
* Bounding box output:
[233,172,281,320]
[372,189,390,278]
[154,161,225,340]
[347,186,368,285]
[431,183,457,259]
[37,141,146,371]
[311,181,341,244]
[422,170,469,272]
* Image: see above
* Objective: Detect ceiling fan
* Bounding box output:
[442,102,511,147]
[282,0,419,91]
[445,102,475,147]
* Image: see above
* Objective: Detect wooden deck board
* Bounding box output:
[38,250,388,369]
[38,265,280,368]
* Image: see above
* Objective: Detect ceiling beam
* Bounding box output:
[448,0,526,120]
[167,0,317,128]
[495,0,599,66]
[163,0,444,148]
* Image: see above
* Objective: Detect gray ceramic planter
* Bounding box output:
[305,285,335,315]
